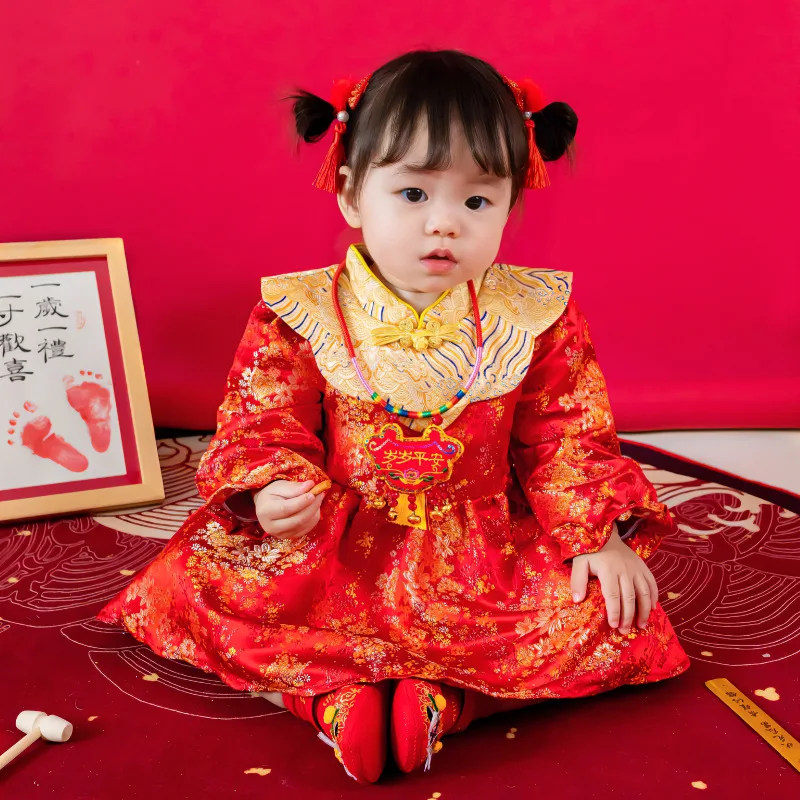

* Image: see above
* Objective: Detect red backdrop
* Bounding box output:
[1,1,798,431]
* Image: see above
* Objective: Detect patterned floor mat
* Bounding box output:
[1,436,798,798]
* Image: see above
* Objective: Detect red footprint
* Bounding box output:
[7,403,89,473]
[64,371,112,453]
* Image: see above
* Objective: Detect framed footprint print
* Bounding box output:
[0,238,164,522]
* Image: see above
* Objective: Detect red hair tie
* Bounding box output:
[313,74,371,192]
[502,76,550,190]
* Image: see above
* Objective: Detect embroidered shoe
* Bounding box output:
[283,682,391,784]
[390,679,469,773]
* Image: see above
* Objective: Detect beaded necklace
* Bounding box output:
[330,259,483,421]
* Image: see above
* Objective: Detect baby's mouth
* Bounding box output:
[422,248,457,264]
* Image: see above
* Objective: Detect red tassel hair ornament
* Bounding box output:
[312,71,549,192]
[502,76,550,190]
[312,74,372,192]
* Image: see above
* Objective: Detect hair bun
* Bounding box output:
[289,90,337,143]
[531,102,578,162]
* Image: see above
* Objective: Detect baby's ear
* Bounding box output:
[336,166,362,228]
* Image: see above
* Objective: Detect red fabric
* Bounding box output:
[191,307,329,506]
[97,294,689,701]
[0,3,796,431]
[511,296,673,561]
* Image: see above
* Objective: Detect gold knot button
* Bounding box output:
[370,317,462,351]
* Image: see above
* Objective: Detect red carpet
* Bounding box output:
[1,436,798,798]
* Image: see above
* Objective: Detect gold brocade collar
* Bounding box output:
[259,243,572,431]
[345,244,485,343]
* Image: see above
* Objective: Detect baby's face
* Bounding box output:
[339,119,513,298]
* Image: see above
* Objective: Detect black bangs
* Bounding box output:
[344,50,530,204]
[288,49,578,206]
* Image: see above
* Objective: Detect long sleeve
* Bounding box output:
[195,299,329,506]
[509,294,675,561]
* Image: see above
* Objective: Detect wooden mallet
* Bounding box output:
[0,711,73,771]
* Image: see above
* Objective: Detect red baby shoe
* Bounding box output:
[390,679,470,773]
[283,682,391,784]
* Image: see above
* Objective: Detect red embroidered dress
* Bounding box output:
[99,244,690,698]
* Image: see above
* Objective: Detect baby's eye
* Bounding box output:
[400,188,427,203]
[465,196,489,211]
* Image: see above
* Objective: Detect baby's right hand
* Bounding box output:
[253,479,325,539]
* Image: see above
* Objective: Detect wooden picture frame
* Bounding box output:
[0,238,164,522]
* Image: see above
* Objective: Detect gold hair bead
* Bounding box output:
[408,513,421,525]
[429,508,444,522]
[387,510,398,521]
[371,497,386,510]
[441,502,453,514]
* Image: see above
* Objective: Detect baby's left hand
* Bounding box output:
[570,525,659,634]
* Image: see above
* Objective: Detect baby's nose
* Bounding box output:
[425,209,460,237]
